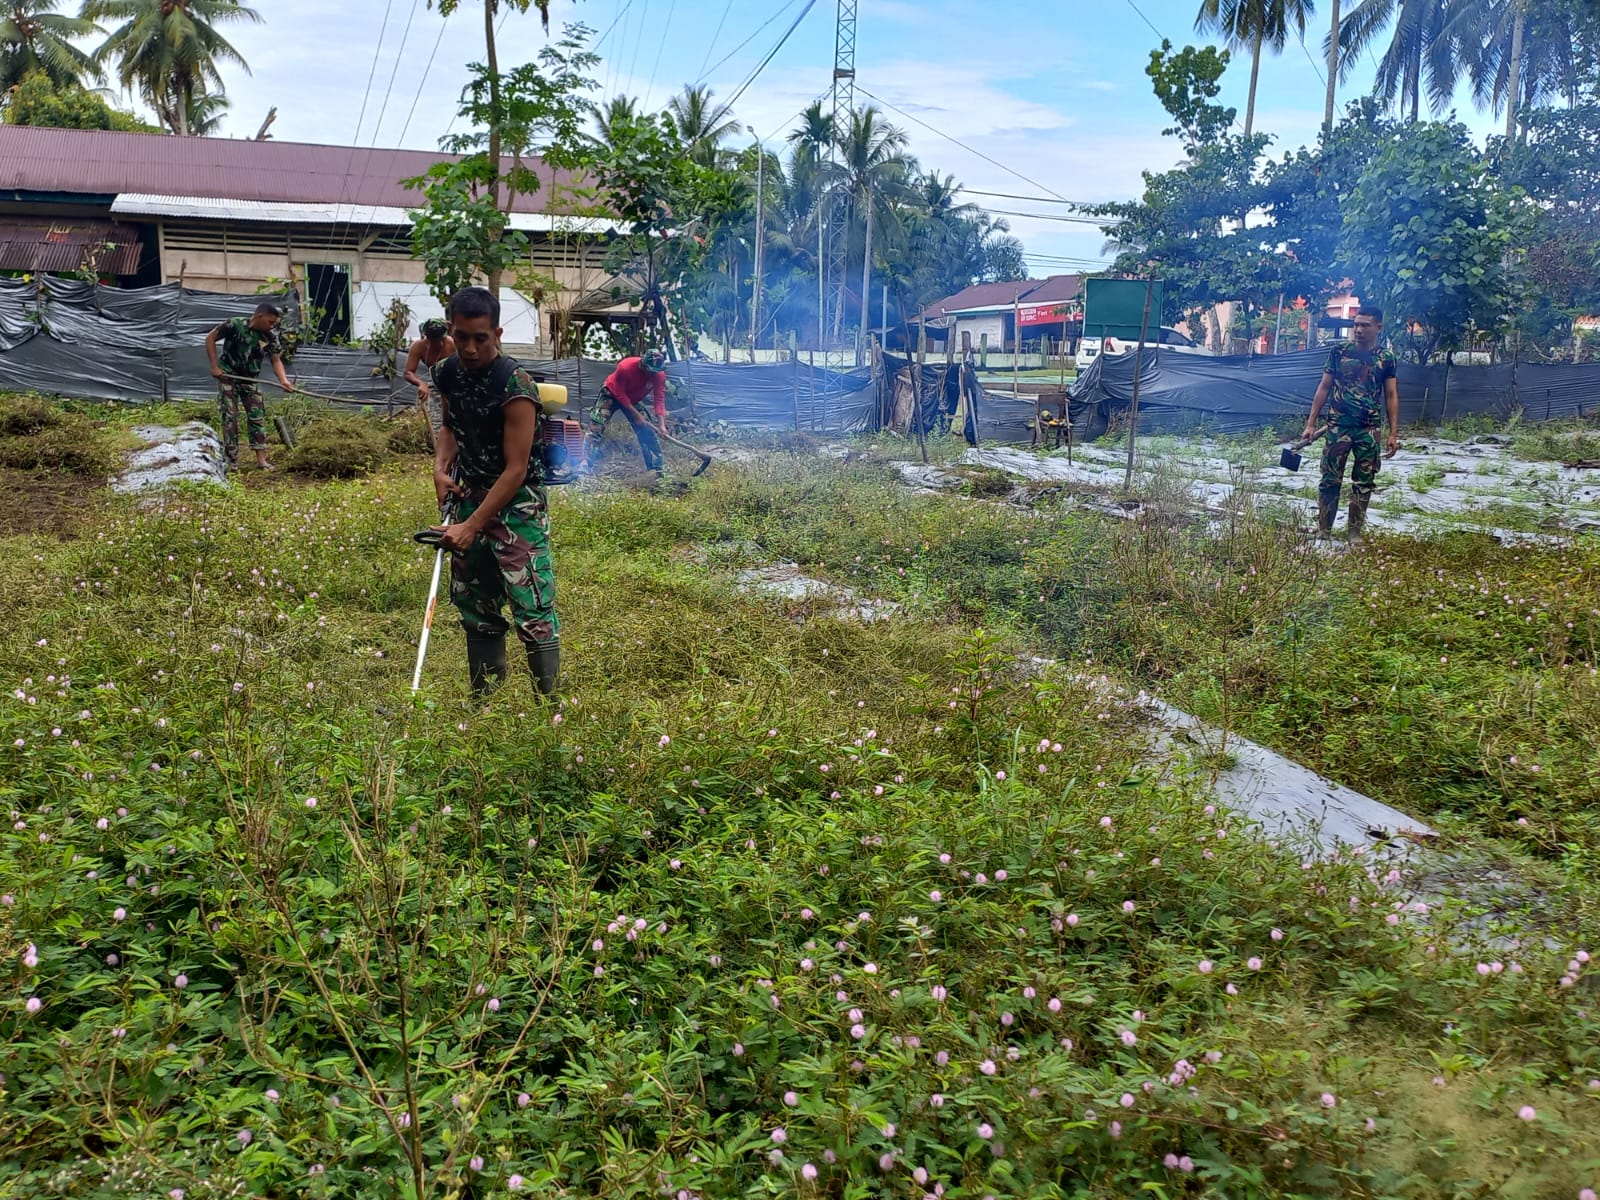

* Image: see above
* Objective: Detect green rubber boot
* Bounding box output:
[1347,489,1372,541]
[1316,486,1341,538]
[526,642,560,698]
[466,631,508,695]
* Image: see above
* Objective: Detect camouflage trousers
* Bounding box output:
[450,483,559,649]
[1319,424,1381,497]
[217,378,268,460]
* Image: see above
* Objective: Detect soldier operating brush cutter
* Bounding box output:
[1279,423,1331,472]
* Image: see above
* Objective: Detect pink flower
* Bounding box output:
[658,735,671,747]
[850,1023,866,1039]
[1270,928,1284,941]
[1120,1093,1135,1108]
[930,985,947,1002]
[469,1156,484,1172]
[1047,997,1062,1012]
[1100,816,1112,828]
[977,1123,994,1139]
[802,1163,818,1180]
[487,998,500,1012]
[770,1128,787,1144]
[980,1059,997,1075]
[1178,1156,1194,1173]
[1247,957,1263,971]
[25,997,41,1014]
[878,1153,894,1171]
[930,1093,944,1108]
[237,1129,252,1146]
[995,870,1008,881]
[929,890,942,902]
[1110,1120,1122,1138]
[996,771,1006,781]
[508,1175,524,1190]
[1517,1105,1537,1122]
[1122,900,1136,913]
[935,1050,949,1066]
[174,974,188,989]
[1197,960,1214,975]
[784,1091,799,1107]
[1321,1093,1337,1108]
[1580,1190,1597,1200]
[1119,1029,1137,1047]
[517,1092,531,1108]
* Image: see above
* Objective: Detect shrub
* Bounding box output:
[0,394,62,437]
[0,398,116,475]
[282,417,390,478]
[386,409,433,456]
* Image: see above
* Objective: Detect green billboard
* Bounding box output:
[1082,278,1164,340]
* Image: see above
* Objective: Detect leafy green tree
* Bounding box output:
[2,66,154,128]
[1194,0,1315,137]
[82,0,257,135]
[1342,120,1523,361]
[1146,39,1238,156]
[406,24,597,300]
[833,105,914,347]
[1,0,99,92]
[1335,0,1460,121]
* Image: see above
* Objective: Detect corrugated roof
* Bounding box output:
[0,217,143,274]
[0,126,582,213]
[111,193,623,234]
[920,274,1082,319]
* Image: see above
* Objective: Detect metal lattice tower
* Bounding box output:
[823,0,857,380]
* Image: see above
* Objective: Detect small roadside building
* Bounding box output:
[0,125,621,351]
[920,274,1083,354]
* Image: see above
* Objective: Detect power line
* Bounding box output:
[985,208,1111,226]
[352,0,397,142]
[696,0,804,86]
[643,0,678,107]
[594,0,635,49]
[723,0,818,115]
[1122,0,1166,41]
[855,85,1074,204]
[370,0,423,146]
[958,186,1097,208]
[627,0,651,84]
[697,0,736,80]
[396,16,449,145]
[1294,26,1328,89]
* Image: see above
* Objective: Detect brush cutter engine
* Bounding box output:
[533,382,588,485]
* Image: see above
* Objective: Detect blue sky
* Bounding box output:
[169,0,1501,278]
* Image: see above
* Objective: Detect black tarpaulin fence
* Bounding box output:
[1068,346,1600,437]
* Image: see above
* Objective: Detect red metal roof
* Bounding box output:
[921,274,1082,318]
[0,217,143,274]
[0,126,579,212]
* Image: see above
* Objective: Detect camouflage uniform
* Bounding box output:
[1317,340,1397,536]
[433,356,560,654]
[213,316,281,462]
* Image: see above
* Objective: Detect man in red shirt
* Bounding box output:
[591,349,668,470]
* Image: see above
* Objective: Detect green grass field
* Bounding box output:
[1,397,1597,1199]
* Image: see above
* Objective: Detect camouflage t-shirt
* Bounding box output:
[214,316,282,379]
[1323,341,1398,429]
[435,355,543,486]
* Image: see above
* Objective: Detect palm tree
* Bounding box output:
[82,0,258,136]
[787,102,837,347]
[834,105,914,351]
[595,94,639,149]
[185,86,227,135]
[1446,0,1584,139]
[666,84,739,167]
[1,0,99,92]
[1195,0,1317,137]
[1334,0,1462,121]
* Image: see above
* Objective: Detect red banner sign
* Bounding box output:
[1019,303,1081,327]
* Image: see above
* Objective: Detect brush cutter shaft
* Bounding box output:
[411,546,446,692]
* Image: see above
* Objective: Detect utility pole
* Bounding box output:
[751,132,765,359]
[826,0,857,349]
[856,181,873,367]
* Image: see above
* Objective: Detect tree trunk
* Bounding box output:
[1408,54,1420,122]
[856,185,874,369]
[485,0,504,294]
[1323,0,1341,134]
[1505,6,1524,141]
[1244,28,1263,137]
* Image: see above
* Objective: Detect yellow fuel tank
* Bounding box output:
[535,383,569,416]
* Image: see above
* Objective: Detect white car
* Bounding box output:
[1075,327,1211,371]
